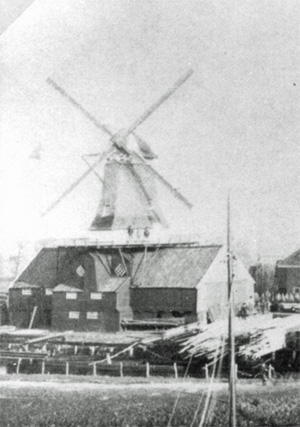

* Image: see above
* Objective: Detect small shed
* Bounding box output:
[8,282,46,328]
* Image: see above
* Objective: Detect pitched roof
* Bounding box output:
[278,248,300,266]
[133,245,221,288]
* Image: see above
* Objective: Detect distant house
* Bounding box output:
[9,244,254,331]
[275,249,300,295]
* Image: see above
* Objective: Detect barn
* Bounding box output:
[129,244,254,327]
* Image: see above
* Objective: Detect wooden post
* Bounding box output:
[16,358,22,375]
[29,306,38,329]
[66,361,69,376]
[146,362,150,378]
[42,360,45,375]
[129,347,134,357]
[93,363,97,377]
[205,364,209,382]
[74,345,78,355]
[173,362,178,379]
[106,353,112,365]
[268,364,272,380]
[120,362,123,377]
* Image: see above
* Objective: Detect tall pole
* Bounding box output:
[227,193,237,427]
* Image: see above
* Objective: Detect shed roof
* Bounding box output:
[11,281,41,289]
[133,245,221,288]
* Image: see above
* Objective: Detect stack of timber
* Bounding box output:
[174,314,300,360]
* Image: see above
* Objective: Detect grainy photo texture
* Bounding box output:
[0,1,299,426]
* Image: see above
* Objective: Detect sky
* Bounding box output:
[0,0,299,264]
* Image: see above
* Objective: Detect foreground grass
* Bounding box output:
[0,382,299,426]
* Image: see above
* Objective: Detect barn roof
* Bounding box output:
[133,245,222,288]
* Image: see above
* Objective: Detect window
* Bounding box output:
[22,289,32,296]
[45,289,53,296]
[66,292,77,300]
[87,312,98,320]
[68,311,80,319]
[90,292,102,300]
[76,265,85,277]
[114,263,127,277]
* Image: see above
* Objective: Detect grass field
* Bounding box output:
[0,380,299,426]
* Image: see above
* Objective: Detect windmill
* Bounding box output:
[43,69,194,237]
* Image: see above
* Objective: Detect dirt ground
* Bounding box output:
[0,374,293,393]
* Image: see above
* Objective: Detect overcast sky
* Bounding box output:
[0,0,299,263]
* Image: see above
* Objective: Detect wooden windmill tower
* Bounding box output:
[42,70,195,244]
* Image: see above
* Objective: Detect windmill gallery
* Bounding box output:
[8,70,255,332]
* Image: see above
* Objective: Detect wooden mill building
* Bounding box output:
[10,242,254,331]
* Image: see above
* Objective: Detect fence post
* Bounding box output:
[66,361,69,376]
[173,362,178,379]
[74,345,78,355]
[42,360,45,375]
[129,347,134,357]
[120,362,123,378]
[16,358,22,375]
[93,363,97,377]
[205,364,209,382]
[106,353,112,365]
[268,365,272,380]
[146,362,150,378]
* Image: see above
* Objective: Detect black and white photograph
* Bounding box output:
[0,1,299,426]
